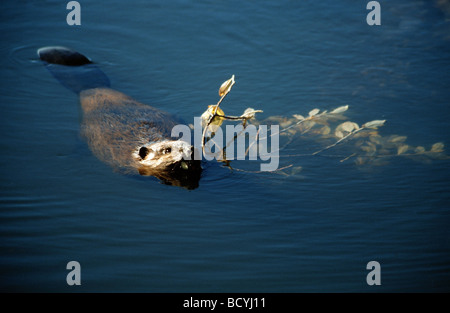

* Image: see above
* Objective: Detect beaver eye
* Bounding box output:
[139,146,149,159]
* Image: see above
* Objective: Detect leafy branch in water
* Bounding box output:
[199,76,447,175]
[312,119,386,155]
[201,75,263,152]
[269,105,447,168]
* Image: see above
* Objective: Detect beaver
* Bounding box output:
[38,46,202,189]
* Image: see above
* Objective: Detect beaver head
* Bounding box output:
[133,140,202,189]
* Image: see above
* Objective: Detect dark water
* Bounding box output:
[1,0,450,292]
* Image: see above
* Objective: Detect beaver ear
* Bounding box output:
[139,146,149,159]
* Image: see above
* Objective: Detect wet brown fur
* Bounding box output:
[79,87,180,175]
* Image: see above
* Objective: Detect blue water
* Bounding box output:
[1,0,450,292]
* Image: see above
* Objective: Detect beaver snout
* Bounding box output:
[135,140,200,171]
[136,140,202,189]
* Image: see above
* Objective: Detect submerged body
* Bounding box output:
[38,47,201,189]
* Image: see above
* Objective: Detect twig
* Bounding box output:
[340,153,357,162]
[312,127,364,155]
[201,80,235,153]
[215,114,248,121]
[230,164,294,174]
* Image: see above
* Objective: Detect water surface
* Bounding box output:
[1,0,449,292]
